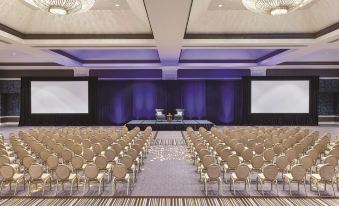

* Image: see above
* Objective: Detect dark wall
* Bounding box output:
[319,79,339,115]
[0,80,20,116]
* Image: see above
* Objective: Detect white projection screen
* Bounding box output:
[251,80,310,114]
[31,81,89,114]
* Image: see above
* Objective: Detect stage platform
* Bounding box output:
[125,120,215,131]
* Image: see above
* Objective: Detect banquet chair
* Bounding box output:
[0,164,25,195]
[202,164,222,196]
[83,163,105,195]
[257,164,279,195]
[27,163,52,195]
[231,164,251,194]
[112,163,131,195]
[55,164,77,195]
[283,164,307,195]
[71,155,85,189]
[310,164,336,196]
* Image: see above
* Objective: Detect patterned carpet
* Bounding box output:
[0,197,338,206]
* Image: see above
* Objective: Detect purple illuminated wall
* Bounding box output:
[97,80,243,125]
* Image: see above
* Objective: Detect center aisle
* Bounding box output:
[132,131,202,196]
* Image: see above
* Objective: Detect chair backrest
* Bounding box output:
[71,155,84,170]
[202,155,214,167]
[39,149,50,162]
[94,155,108,170]
[84,163,99,180]
[29,164,43,179]
[227,154,240,169]
[235,164,250,179]
[241,148,254,162]
[263,148,275,162]
[56,164,71,180]
[323,155,337,167]
[83,148,95,162]
[112,163,127,179]
[300,155,313,170]
[251,155,264,169]
[291,164,306,181]
[104,148,117,162]
[273,143,284,155]
[120,155,133,168]
[0,164,15,179]
[126,148,138,161]
[92,143,103,155]
[72,144,83,155]
[206,164,221,180]
[0,155,10,166]
[23,155,35,169]
[285,148,296,162]
[47,154,59,169]
[62,148,73,162]
[219,148,231,161]
[254,143,264,155]
[263,164,278,180]
[319,164,335,181]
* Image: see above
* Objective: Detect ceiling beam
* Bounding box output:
[144,0,192,66]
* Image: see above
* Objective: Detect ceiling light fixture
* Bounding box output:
[242,0,314,16]
[218,4,223,8]
[115,3,120,7]
[24,0,95,15]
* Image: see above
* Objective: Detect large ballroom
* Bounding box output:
[0,0,339,205]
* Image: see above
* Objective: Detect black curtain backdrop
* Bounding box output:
[96,80,244,125]
[19,77,97,126]
[242,76,319,126]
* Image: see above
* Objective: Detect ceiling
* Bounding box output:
[0,0,339,73]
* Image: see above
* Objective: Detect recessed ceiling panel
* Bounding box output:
[180,49,277,60]
[187,0,339,34]
[0,0,151,34]
[61,49,160,61]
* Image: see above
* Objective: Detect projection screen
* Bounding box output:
[31,81,89,114]
[251,80,310,114]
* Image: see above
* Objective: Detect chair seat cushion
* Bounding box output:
[13,173,24,181]
[257,173,265,181]
[311,174,321,181]
[69,173,77,180]
[283,173,293,181]
[41,173,51,181]
[97,173,105,180]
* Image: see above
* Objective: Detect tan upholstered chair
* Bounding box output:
[231,164,251,194]
[120,155,137,183]
[198,155,215,181]
[0,164,24,195]
[283,164,307,195]
[112,163,131,195]
[202,164,222,196]
[94,155,113,181]
[257,164,279,195]
[310,164,336,196]
[83,163,105,195]
[276,155,289,180]
[83,148,95,163]
[223,154,240,182]
[27,163,52,195]
[263,148,275,163]
[61,148,73,165]
[0,155,19,171]
[47,154,59,177]
[55,164,77,195]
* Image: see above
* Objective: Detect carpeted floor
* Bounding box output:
[0,197,338,206]
[0,126,339,198]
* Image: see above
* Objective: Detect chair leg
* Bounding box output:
[218,178,222,195]
[0,181,3,195]
[288,182,291,195]
[55,181,58,195]
[98,180,101,194]
[233,180,236,195]
[112,179,116,195]
[204,179,207,196]
[127,179,130,195]
[331,181,335,197]
[42,181,46,195]
[317,182,320,196]
[83,179,86,195]
[70,181,74,195]
[14,182,18,195]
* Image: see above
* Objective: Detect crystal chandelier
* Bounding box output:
[24,0,95,15]
[242,0,314,16]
